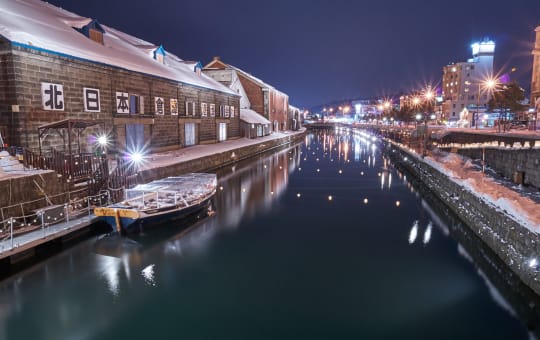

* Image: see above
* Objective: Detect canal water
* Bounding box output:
[0,128,538,340]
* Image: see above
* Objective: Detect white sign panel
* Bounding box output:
[83,87,100,112]
[41,82,64,111]
[155,97,164,115]
[116,92,129,113]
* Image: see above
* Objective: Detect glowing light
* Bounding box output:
[98,135,108,146]
[317,168,320,172]
[363,198,368,204]
[130,152,143,163]
[297,193,301,198]
[360,171,364,175]
[339,170,342,174]
[530,258,538,268]
[328,195,333,201]
[395,201,400,207]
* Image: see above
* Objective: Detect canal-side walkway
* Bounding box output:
[0,129,306,270]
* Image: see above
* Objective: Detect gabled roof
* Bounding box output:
[0,0,236,95]
[204,57,288,97]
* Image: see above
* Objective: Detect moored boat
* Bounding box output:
[94,173,217,234]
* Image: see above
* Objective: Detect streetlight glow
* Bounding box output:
[98,135,108,146]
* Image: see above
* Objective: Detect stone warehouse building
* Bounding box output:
[203,57,289,133]
[0,0,240,156]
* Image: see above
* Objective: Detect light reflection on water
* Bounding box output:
[0,129,537,339]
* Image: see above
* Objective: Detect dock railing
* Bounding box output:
[0,190,110,254]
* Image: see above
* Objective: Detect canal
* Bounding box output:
[0,128,538,339]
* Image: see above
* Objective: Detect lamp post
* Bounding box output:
[423,89,435,157]
[475,78,497,129]
[322,108,327,122]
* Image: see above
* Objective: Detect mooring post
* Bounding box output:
[10,218,14,250]
[41,210,45,238]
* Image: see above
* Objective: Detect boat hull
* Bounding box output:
[96,196,213,234]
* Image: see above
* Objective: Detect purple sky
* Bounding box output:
[48,0,540,109]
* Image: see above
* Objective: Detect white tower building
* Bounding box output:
[442,39,495,127]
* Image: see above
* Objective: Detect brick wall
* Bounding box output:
[269,90,288,131]
[237,73,264,117]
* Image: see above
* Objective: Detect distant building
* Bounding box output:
[288,105,302,131]
[204,57,289,132]
[442,39,495,127]
[0,1,240,153]
[351,99,380,119]
[532,26,540,115]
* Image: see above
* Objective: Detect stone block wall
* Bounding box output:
[0,45,240,153]
[387,141,540,296]
[457,148,540,188]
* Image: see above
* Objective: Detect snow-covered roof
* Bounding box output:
[205,58,287,98]
[0,0,236,95]
[240,109,271,125]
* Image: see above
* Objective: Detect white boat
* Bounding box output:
[94,173,217,234]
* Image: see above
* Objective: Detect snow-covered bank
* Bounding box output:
[386,139,540,295]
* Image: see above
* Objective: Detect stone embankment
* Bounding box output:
[384,140,540,296]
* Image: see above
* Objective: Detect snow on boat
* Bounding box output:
[94,173,217,234]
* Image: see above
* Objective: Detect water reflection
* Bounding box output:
[0,129,539,339]
[393,153,540,338]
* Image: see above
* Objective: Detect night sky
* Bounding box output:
[47,0,540,109]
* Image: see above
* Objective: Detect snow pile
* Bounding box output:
[426,150,540,232]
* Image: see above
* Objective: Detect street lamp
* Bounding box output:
[421,88,435,157]
[475,78,497,129]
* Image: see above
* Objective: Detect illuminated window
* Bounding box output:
[201,103,208,117]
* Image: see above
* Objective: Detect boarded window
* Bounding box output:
[89,28,104,45]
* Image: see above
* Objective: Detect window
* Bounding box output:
[170,99,178,115]
[230,106,235,118]
[224,105,230,118]
[129,94,144,114]
[219,105,224,117]
[210,104,216,117]
[185,101,196,116]
[201,103,208,117]
[154,45,166,64]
